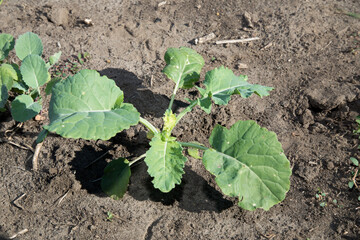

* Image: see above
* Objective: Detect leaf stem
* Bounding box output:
[129,153,146,166]
[178,141,209,151]
[176,99,198,124]
[139,117,159,134]
[168,83,179,111]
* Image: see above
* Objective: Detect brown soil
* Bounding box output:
[1,0,360,239]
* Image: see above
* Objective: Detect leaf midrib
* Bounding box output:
[212,150,283,201]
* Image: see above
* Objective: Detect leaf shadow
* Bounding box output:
[128,163,233,213]
[99,68,171,118]
[58,68,232,212]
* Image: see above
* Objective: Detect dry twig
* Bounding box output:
[9,229,28,239]
[216,37,260,45]
[32,142,44,171]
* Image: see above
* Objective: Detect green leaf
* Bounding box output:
[163,110,176,138]
[202,120,291,211]
[199,66,273,105]
[0,63,18,90]
[186,141,204,159]
[101,158,131,200]
[0,84,8,108]
[198,96,212,114]
[163,47,204,89]
[20,55,49,89]
[349,181,354,189]
[11,94,42,122]
[44,69,140,140]
[45,77,62,95]
[350,157,359,166]
[49,51,62,66]
[15,32,43,60]
[0,33,15,61]
[145,133,187,192]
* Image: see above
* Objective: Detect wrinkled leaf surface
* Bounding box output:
[203,120,291,210]
[44,70,140,140]
[11,94,41,122]
[0,33,15,61]
[15,32,43,60]
[163,47,204,89]
[145,133,187,192]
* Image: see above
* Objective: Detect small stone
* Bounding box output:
[72,180,82,191]
[327,162,334,170]
[300,109,314,128]
[88,225,96,231]
[237,63,248,69]
[49,167,57,175]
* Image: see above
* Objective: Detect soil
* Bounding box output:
[1,0,360,239]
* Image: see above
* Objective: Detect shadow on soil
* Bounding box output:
[67,68,233,212]
[69,138,233,213]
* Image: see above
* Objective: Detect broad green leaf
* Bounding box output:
[44,69,140,140]
[0,84,8,108]
[0,34,15,61]
[0,63,18,90]
[199,66,273,105]
[20,55,49,89]
[163,47,204,89]
[11,94,42,122]
[101,158,131,200]
[145,133,187,192]
[15,32,43,60]
[203,120,291,211]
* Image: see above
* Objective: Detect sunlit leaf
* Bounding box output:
[15,32,43,60]
[203,120,291,211]
[163,47,204,89]
[44,70,140,140]
[145,133,187,192]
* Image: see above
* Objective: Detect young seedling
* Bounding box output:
[39,47,291,211]
[0,32,61,122]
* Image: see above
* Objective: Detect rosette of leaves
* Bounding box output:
[0,32,61,121]
[41,47,291,210]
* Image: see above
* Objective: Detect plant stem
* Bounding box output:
[139,117,159,134]
[168,85,178,111]
[176,99,198,124]
[129,153,146,166]
[178,141,209,151]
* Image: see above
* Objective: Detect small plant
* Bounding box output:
[349,117,360,201]
[315,189,327,207]
[39,47,291,211]
[77,52,90,65]
[106,211,114,221]
[0,32,61,122]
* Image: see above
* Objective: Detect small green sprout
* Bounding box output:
[106,211,114,221]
